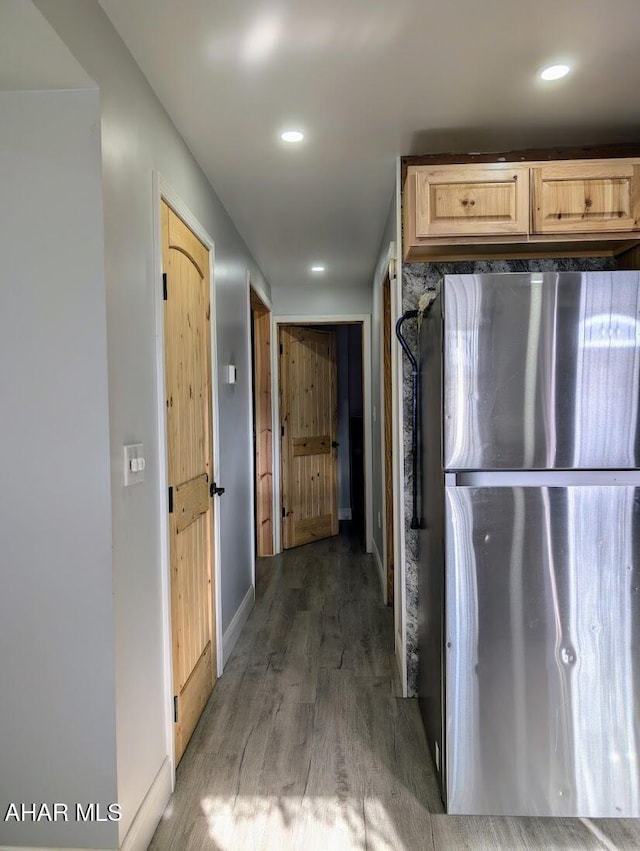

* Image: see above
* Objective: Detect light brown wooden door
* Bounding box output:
[280,325,338,549]
[162,200,216,764]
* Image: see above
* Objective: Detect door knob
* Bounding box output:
[210,482,225,497]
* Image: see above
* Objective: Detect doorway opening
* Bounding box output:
[249,286,274,557]
[277,320,366,552]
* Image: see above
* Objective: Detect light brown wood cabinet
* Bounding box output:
[411,164,529,238]
[531,159,640,234]
[403,157,640,262]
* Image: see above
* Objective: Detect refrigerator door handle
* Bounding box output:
[451,470,640,487]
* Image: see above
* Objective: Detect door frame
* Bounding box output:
[389,238,407,695]
[373,223,406,694]
[393,158,408,696]
[381,267,394,608]
[271,313,372,555]
[152,172,223,784]
[247,273,274,562]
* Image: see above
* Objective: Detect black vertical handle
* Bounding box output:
[396,310,421,530]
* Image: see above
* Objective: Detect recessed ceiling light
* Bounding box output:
[540,64,570,81]
[280,130,304,143]
[311,265,325,273]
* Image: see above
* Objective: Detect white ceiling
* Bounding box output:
[0,0,93,91]
[99,0,640,293]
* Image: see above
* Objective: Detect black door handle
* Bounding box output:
[210,482,225,497]
[331,441,340,448]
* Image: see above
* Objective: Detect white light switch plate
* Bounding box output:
[124,443,145,486]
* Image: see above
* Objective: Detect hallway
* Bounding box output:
[149,529,639,851]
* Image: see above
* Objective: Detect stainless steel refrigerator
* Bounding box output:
[418,271,640,817]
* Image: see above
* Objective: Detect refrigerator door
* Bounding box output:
[445,484,640,817]
[443,271,640,470]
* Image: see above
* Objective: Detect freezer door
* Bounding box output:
[443,271,640,469]
[445,485,640,817]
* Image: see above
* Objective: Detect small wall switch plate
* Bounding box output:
[124,443,145,486]
[226,364,237,384]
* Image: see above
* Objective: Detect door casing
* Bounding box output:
[382,271,395,607]
[248,278,274,558]
[272,314,373,556]
[153,173,223,784]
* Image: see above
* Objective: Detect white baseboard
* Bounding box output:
[395,630,407,698]
[120,756,172,851]
[222,585,255,667]
[372,537,386,603]
[338,507,352,520]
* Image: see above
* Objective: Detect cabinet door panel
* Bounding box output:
[412,164,529,237]
[532,159,640,234]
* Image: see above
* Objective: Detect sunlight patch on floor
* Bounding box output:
[200,795,406,851]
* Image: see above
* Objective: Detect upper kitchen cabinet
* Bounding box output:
[531,159,640,234]
[407,164,529,238]
[402,151,640,263]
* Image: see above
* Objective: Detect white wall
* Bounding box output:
[272,282,372,316]
[0,89,118,850]
[34,1,271,845]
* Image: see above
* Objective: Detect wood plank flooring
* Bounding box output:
[148,527,640,851]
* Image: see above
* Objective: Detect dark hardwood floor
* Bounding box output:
[148,526,638,850]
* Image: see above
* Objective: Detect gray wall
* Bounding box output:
[0,89,118,849]
[34,0,271,843]
[348,325,364,418]
[338,325,365,518]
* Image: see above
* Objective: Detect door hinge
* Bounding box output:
[279,343,283,355]
[173,695,178,723]
[168,486,174,514]
[281,425,284,437]
[282,506,286,518]
[163,272,168,301]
